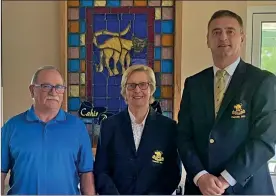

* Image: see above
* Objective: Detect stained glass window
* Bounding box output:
[66,0,175,148]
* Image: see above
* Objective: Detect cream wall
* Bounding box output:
[2,1,60,122]
[181,1,246,86]
[2,1,276,122]
[180,1,276,89]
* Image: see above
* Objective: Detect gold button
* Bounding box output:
[210,139,215,144]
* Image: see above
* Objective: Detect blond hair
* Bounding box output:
[121,65,156,104]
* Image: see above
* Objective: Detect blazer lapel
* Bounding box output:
[203,68,215,125]
[121,108,137,155]
[137,108,156,156]
[215,60,247,123]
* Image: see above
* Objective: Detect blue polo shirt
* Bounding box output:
[1,106,94,195]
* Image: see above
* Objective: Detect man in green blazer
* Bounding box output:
[177,10,276,195]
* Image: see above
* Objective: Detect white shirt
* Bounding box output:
[213,57,240,89]
[193,57,240,187]
[128,108,149,150]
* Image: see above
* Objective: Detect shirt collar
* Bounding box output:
[128,107,149,126]
[213,57,240,77]
[26,105,66,122]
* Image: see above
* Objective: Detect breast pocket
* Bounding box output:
[150,148,167,169]
[230,101,247,118]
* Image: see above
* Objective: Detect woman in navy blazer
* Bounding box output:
[94,65,181,195]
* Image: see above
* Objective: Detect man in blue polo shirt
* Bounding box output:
[1,66,95,195]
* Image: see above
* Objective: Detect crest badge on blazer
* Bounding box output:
[152,150,164,164]
[231,103,246,119]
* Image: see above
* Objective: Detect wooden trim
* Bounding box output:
[173,2,183,122]
[60,1,68,111]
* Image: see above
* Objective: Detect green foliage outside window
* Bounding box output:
[261,47,276,74]
[261,29,276,74]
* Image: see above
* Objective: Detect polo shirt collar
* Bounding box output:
[26,105,66,122]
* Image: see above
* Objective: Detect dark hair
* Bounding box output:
[208,10,243,29]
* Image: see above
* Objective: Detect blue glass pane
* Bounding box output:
[68,34,80,46]
[107,0,120,7]
[94,86,107,97]
[94,98,107,107]
[79,7,86,19]
[93,73,107,85]
[134,17,147,38]
[154,47,161,60]
[136,15,147,21]
[94,14,106,22]
[162,20,174,34]
[163,112,172,119]
[107,98,120,111]
[80,0,94,6]
[107,19,120,34]
[155,21,161,34]
[155,73,161,86]
[68,60,80,72]
[132,59,147,65]
[69,97,81,111]
[120,99,127,109]
[80,21,86,33]
[161,60,173,73]
[122,14,134,21]
[108,85,121,97]
[154,87,161,98]
[80,47,86,59]
[106,14,119,21]
[108,75,122,85]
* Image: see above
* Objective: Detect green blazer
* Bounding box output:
[177,60,276,194]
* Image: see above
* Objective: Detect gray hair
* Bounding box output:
[30,65,63,84]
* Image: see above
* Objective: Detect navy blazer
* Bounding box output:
[177,60,276,194]
[94,107,181,195]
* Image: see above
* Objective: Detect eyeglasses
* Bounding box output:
[126,82,150,91]
[33,84,66,94]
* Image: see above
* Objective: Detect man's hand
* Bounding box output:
[197,173,225,195]
[218,176,230,190]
